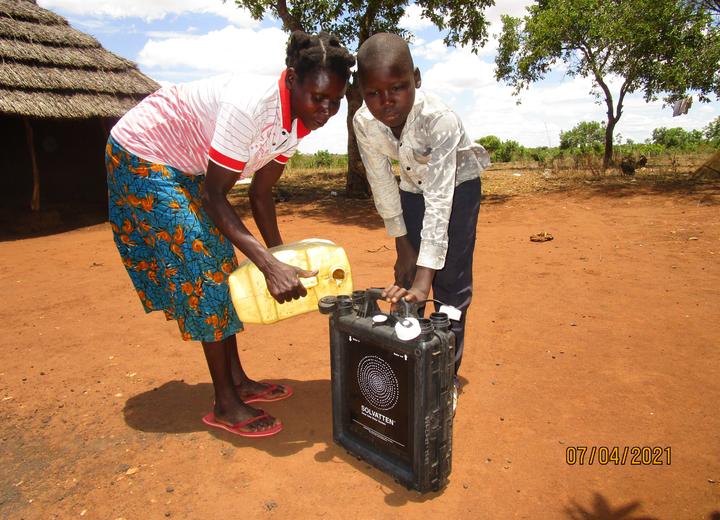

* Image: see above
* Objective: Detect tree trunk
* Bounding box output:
[603,118,617,171]
[24,117,40,211]
[345,77,370,198]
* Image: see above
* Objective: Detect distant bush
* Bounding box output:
[651,127,704,149]
[559,121,605,152]
[704,117,720,146]
[289,150,347,169]
[476,136,526,163]
[475,135,503,154]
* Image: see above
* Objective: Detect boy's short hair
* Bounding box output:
[357,33,414,78]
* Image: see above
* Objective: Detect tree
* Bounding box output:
[495,0,720,170]
[559,121,605,151]
[705,116,720,144]
[234,0,494,197]
[652,126,705,148]
[475,135,503,154]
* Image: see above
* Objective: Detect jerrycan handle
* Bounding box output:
[299,275,318,288]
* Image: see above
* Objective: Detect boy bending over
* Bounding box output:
[353,32,489,407]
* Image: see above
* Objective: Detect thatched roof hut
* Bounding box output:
[0,0,159,213]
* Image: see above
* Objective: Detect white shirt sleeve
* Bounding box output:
[208,102,255,172]
[353,115,407,237]
[416,111,463,270]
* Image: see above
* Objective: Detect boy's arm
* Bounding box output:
[353,116,406,238]
[384,113,463,304]
[353,117,418,288]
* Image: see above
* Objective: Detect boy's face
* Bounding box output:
[358,63,421,133]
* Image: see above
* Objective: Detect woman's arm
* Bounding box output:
[249,160,284,248]
[202,162,313,302]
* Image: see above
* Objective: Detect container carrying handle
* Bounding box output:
[299,275,318,288]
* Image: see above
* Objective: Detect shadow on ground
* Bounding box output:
[565,492,659,519]
[0,204,107,241]
[123,377,452,506]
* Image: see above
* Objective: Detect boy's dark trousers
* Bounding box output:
[400,177,481,375]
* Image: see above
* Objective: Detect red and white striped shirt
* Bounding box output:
[111,70,310,177]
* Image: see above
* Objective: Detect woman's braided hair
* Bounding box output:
[285,30,355,84]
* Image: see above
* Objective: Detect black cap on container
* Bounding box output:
[318,296,337,315]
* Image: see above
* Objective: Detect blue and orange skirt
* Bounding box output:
[105,136,243,342]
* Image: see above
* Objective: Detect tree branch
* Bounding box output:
[276,0,304,32]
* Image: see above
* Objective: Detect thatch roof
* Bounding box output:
[0,0,159,118]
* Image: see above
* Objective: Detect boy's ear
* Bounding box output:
[414,67,421,89]
[286,67,297,90]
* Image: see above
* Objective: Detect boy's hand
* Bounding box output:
[262,260,318,303]
[382,285,428,304]
[394,236,417,288]
[382,265,435,304]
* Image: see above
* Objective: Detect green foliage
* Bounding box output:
[651,127,705,149]
[559,121,606,152]
[495,0,720,167]
[475,135,503,154]
[495,140,525,163]
[234,0,494,51]
[288,151,348,169]
[705,116,720,144]
[475,136,527,163]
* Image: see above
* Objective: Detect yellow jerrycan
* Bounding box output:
[228,239,353,324]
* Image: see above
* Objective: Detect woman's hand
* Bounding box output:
[262,260,318,303]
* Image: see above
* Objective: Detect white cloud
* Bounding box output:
[412,38,450,61]
[138,26,287,76]
[459,75,720,146]
[422,48,497,93]
[37,0,258,26]
[400,3,433,31]
[484,0,533,27]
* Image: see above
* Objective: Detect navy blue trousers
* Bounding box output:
[400,177,481,375]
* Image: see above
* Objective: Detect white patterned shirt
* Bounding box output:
[111,70,309,177]
[353,90,490,270]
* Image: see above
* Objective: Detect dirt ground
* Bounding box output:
[1,181,719,519]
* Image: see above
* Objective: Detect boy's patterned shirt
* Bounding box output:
[353,90,490,270]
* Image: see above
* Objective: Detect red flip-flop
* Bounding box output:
[242,381,294,404]
[202,412,283,438]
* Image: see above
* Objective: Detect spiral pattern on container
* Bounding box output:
[356,355,399,410]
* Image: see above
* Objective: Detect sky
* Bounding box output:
[37,0,720,154]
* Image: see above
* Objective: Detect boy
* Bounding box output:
[353,33,489,408]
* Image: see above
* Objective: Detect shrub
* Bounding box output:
[559,121,605,152]
[704,117,720,145]
[651,127,704,149]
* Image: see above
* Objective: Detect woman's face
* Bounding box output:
[288,68,347,131]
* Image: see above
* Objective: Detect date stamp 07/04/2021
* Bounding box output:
[566,446,672,466]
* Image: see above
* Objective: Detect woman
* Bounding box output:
[106,31,355,437]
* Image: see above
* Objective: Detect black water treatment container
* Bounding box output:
[319,288,454,492]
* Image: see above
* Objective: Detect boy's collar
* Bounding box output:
[278,69,311,138]
[404,90,425,128]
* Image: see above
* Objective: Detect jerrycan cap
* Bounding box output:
[395,317,421,341]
